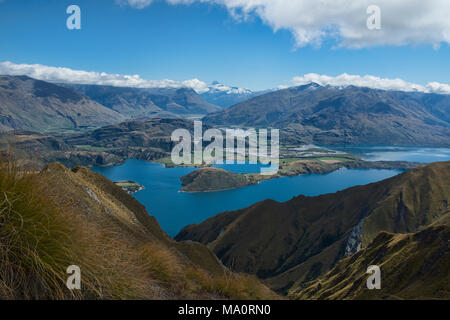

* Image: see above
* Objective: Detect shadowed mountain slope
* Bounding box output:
[61,83,220,118]
[0,75,126,132]
[176,161,450,293]
[291,225,450,300]
[204,84,450,146]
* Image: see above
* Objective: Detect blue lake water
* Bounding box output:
[332,146,450,163]
[93,161,399,237]
[93,147,450,237]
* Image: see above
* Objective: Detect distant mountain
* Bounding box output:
[176,161,450,294]
[61,83,220,118]
[204,84,450,146]
[64,118,196,149]
[0,75,126,132]
[200,81,266,109]
[292,224,450,300]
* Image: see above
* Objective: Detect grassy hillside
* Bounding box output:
[292,225,450,300]
[176,162,450,294]
[0,156,277,299]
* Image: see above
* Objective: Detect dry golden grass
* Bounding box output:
[0,156,277,300]
[0,157,162,299]
[0,158,80,299]
[139,242,278,300]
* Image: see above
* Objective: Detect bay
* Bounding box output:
[94,160,400,237]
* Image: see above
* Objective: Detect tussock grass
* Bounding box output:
[0,158,78,299]
[139,242,277,300]
[0,155,276,300]
[0,157,156,299]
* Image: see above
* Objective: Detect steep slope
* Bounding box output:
[292,225,450,300]
[0,75,125,132]
[0,158,276,299]
[204,84,450,146]
[176,161,450,293]
[61,83,220,118]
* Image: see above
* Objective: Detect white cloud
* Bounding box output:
[116,0,154,9]
[289,73,450,94]
[120,0,450,48]
[2,61,448,95]
[0,61,211,93]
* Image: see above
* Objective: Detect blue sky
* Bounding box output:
[0,0,449,91]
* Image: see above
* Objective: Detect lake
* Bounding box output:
[332,146,450,163]
[93,147,450,237]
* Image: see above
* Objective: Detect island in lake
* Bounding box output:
[114,180,145,194]
[180,157,421,192]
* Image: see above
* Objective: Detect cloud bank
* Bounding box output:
[289,73,450,94]
[1,61,449,95]
[120,0,450,48]
[0,61,211,93]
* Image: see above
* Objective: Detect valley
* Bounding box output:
[176,161,450,297]
[2,0,450,304]
[1,74,449,301]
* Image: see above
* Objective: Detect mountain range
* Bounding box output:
[2,75,450,148]
[176,161,450,295]
[204,83,450,147]
[0,75,222,133]
[0,75,126,132]
[61,83,220,118]
[1,72,449,300]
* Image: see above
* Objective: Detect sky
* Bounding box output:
[0,0,449,92]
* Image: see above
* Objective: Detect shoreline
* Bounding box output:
[178,160,420,193]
